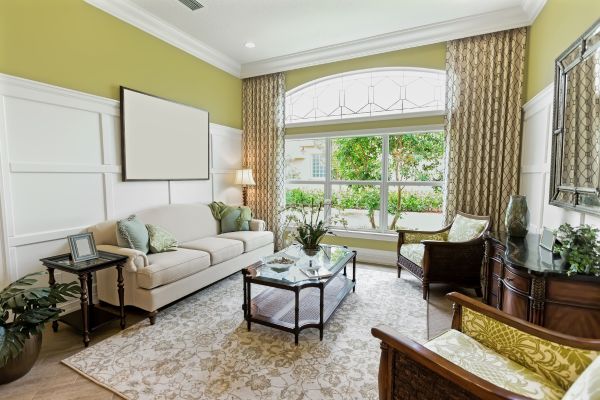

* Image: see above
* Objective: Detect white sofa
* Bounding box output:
[88,203,274,323]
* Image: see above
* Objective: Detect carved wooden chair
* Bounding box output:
[397,211,490,300]
[372,292,600,400]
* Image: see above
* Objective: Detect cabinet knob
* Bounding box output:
[505,277,513,282]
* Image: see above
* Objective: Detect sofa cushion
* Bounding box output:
[137,204,219,243]
[217,230,274,252]
[180,237,243,265]
[448,214,487,242]
[424,329,565,400]
[137,248,210,289]
[399,244,424,266]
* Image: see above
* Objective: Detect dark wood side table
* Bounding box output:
[40,251,129,347]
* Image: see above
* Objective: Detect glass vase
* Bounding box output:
[505,195,529,237]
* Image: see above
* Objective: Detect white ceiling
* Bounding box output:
[86,0,546,77]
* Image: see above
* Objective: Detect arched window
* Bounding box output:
[285,67,446,125]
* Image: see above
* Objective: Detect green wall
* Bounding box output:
[0,0,242,128]
[286,43,446,91]
[284,44,446,254]
[525,0,600,101]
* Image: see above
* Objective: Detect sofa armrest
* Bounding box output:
[97,244,148,272]
[371,325,531,400]
[250,219,266,231]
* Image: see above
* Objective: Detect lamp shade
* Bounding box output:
[234,168,256,186]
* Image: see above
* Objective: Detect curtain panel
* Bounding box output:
[242,73,286,248]
[444,28,527,231]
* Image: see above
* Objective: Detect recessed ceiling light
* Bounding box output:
[244,42,256,49]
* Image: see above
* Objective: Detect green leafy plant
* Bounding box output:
[282,199,347,249]
[554,223,600,276]
[0,272,80,367]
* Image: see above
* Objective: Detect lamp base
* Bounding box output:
[242,187,248,206]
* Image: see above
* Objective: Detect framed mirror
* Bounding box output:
[550,19,600,214]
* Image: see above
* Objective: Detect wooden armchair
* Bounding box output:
[372,293,600,400]
[397,211,490,299]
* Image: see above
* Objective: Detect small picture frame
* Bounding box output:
[67,233,98,262]
[539,227,556,252]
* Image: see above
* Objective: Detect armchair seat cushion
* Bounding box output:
[217,231,274,252]
[399,244,424,266]
[424,329,565,400]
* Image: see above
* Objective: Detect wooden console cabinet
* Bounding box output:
[483,232,600,339]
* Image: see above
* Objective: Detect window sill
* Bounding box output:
[327,229,397,242]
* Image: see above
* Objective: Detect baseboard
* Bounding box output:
[352,247,397,267]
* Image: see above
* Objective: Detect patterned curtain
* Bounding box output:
[444,28,527,231]
[242,73,286,248]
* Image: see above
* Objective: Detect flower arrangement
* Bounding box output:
[554,223,600,276]
[282,200,347,251]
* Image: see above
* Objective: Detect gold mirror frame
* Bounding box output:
[550,19,600,214]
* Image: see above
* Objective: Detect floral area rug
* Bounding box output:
[63,268,427,400]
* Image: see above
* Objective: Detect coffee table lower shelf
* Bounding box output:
[246,274,354,344]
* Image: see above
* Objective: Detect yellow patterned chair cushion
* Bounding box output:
[403,230,449,244]
[399,244,424,266]
[461,308,599,391]
[424,329,565,400]
[563,355,600,400]
[447,214,487,242]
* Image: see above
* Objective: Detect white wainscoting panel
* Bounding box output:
[0,73,242,290]
[520,83,588,233]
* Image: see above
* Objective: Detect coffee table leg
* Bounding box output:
[78,273,90,347]
[319,284,324,341]
[352,251,357,292]
[246,281,252,332]
[117,264,126,329]
[294,288,300,345]
[47,267,59,333]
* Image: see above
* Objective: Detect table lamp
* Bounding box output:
[235,168,255,205]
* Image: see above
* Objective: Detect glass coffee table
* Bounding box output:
[242,244,356,344]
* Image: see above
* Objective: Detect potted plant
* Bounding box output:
[0,271,79,384]
[282,199,347,254]
[554,223,600,276]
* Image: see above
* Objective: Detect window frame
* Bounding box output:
[285,67,446,127]
[285,124,445,234]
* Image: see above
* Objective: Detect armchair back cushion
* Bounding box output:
[562,355,600,400]
[447,214,488,242]
[424,329,565,400]
[403,230,448,244]
[461,307,599,391]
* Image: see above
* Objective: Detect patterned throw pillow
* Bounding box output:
[447,214,488,242]
[146,224,178,253]
[116,215,149,254]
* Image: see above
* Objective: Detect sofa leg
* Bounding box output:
[475,286,483,297]
[148,311,157,325]
[397,266,402,278]
[422,284,429,300]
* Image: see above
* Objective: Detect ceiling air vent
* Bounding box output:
[177,0,203,10]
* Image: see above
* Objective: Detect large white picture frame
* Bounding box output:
[120,87,210,181]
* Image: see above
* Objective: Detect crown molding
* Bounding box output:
[241,4,541,78]
[521,0,547,23]
[84,0,241,77]
[85,0,547,79]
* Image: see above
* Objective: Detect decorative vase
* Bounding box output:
[505,195,529,237]
[302,246,321,257]
[0,331,42,384]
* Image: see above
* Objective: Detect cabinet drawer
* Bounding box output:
[501,285,529,321]
[503,268,530,293]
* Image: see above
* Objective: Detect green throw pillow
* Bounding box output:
[146,224,178,253]
[116,215,149,254]
[221,208,250,233]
